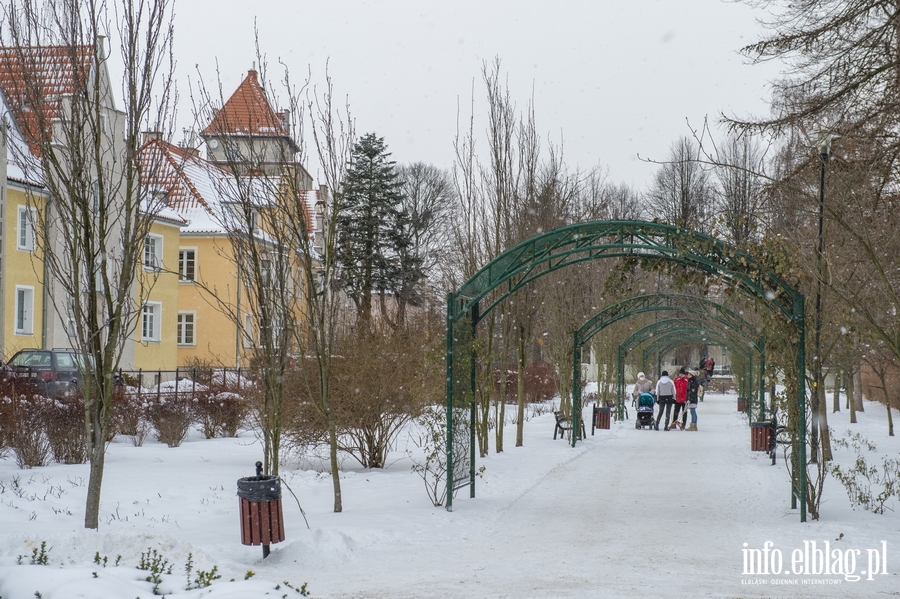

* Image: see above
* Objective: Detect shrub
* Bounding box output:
[831,432,899,514]
[110,387,152,446]
[145,394,193,447]
[3,395,51,468]
[193,390,248,438]
[44,396,87,464]
[493,361,560,403]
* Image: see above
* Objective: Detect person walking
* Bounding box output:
[685,371,700,431]
[670,369,688,430]
[654,370,675,431]
[704,356,715,381]
[631,372,654,408]
[682,370,701,429]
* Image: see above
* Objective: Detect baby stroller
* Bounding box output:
[635,392,656,430]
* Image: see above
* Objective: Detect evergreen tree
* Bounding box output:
[337,133,421,331]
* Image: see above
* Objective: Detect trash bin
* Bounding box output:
[237,461,284,558]
[737,397,748,412]
[594,406,611,430]
[750,422,771,452]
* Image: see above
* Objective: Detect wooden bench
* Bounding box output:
[553,410,586,440]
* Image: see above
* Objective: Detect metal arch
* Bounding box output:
[619,318,761,355]
[638,330,755,386]
[641,331,768,421]
[577,294,759,343]
[614,318,763,418]
[571,297,761,424]
[452,221,802,324]
[446,220,808,522]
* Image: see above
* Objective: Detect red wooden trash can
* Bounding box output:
[750,422,771,452]
[594,406,611,430]
[737,397,748,412]
[238,462,285,558]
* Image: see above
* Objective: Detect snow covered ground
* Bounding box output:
[1,390,898,598]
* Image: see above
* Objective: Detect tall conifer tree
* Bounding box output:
[337,133,419,331]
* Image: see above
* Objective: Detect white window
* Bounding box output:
[142,302,161,341]
[17,206,36,251]
[178,248,196,282]
[243,313,254,349]
[144,234,162,270]
[66,318,78,339]
[14,286,34,335]
[260,259,272,286]
[177,311,195,346]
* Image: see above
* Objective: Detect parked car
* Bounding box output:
[6,348,87,398]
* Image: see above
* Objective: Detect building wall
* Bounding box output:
[176,234,243,368]
[2,183,45,358]
[132,220,182,371]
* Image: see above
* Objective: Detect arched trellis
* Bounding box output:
[639,332,768,422]
[634,328,757,400]
[613,317,764,419]
[571,294,761,422]
[446,221,807,521]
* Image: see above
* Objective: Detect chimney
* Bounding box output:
[142,131,162,145]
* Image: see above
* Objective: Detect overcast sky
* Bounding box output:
[169,0,782,190]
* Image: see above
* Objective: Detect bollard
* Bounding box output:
[237,461,285,559]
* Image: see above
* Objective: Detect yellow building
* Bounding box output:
[1,178,47,358]
[133,215,187,372]
[2,60,318,372]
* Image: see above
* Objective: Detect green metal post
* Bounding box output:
[470,301,478,498]
[445,293,455,512]
[617,347,625,421]
[572,331,581,447]
[758,351,766,422]
[749,356,755,418]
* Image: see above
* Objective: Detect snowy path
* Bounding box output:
[313,395,899,598]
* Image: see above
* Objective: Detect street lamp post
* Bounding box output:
[813,131,837,463]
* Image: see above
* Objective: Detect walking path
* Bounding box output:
[316,393,898,598]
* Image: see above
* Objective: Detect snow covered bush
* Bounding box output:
[192,390,248,438]
[144,394,193,447]
[1,395,51,468]
[43,396,87,464]
[408,407,448,507]
[110,387,151,446]
[831,431,899,514]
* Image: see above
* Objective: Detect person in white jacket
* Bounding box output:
[654,371,676,431]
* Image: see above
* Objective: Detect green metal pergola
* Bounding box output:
[639,332,768,422]
[613,317,763,419]
[445,221,807,521]
[570,294,761,423]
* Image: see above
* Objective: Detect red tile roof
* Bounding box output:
[138,137,315,235]
[200,70,289,138]
[138,137,213,213]
[0,44,95,157]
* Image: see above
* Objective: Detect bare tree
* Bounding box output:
[300,69,355,512]
[188,60,308,477]
[713,133,768,246]
[396,162,455,305]
[645,137,714,231]
[0,0,176,529]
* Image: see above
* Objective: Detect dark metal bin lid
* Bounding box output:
[237,475,282,502]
